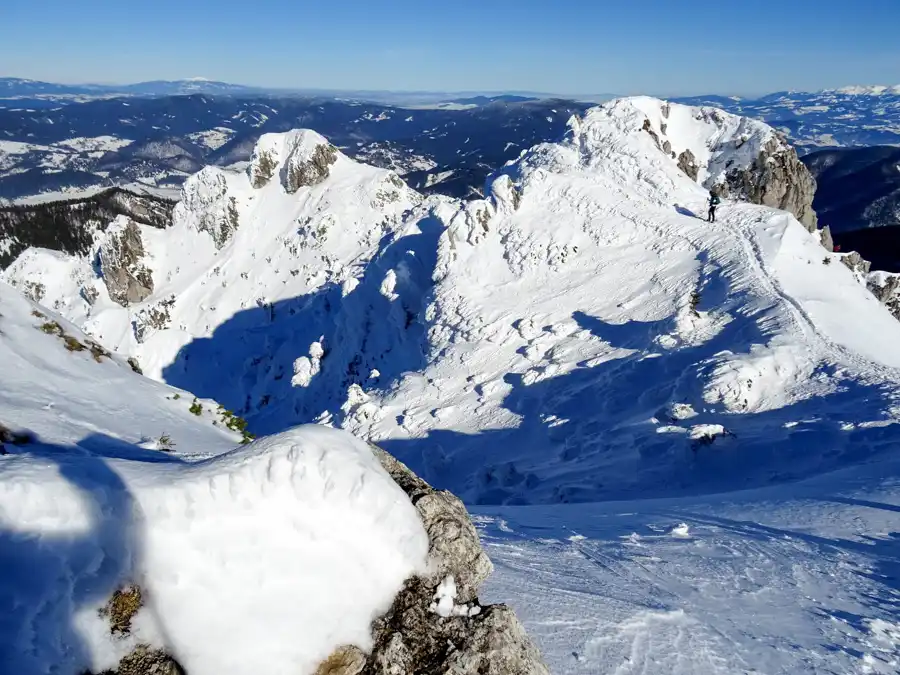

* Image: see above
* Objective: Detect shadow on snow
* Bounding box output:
[0,434,183,673]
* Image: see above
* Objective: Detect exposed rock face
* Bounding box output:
[869,273,900,321]
[284,142,338,193]
[248,130,338,193]
[820,225,835,252]
[355,446,550,675]
[90,445,547,675]
[176,167,240,249]
[370,446,493,602]
[99,646,184,675]
[677,149,699,181]
[719,137,818,231]
[840,250,872,277]
[641,118,662,150]
[99,218,153,307]
[249,149,278,189]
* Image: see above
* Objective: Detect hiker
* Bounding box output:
[707,191,720,222]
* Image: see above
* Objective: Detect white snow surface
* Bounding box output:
[0,282,428,675]
[5,96,900,674]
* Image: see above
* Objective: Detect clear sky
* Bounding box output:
[2,0,898,96]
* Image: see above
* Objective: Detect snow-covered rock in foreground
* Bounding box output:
[0,281,547,675]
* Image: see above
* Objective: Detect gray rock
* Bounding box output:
[641,119,661,150]
[840,251,872,277]
[99,219,153,307]
[97,646,184,675]
[662,139,672,155]
[678,149,699,181]
[249,149,278,189]
[820,225,834,252]
[362,577,549,675]
[361,446,550,675]
[91,445,548,675]
[868,273,900,321]
[717,137,818,231]
[178,168,241,249]
[369,446,493,602]
[283,142,338,193]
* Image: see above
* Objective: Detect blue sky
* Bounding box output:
[2,0,898,95]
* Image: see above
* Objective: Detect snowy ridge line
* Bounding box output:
[737,211,900,382]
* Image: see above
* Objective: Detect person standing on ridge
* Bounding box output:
[707,190,721,223]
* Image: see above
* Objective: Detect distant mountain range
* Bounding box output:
[0,95,587,202]
[1,79,898,239]
[0,77,267,98]
[675,86,900,151]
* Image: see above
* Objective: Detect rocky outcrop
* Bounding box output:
[717,137,818,231]
[176,167,241,249]
[248,130,338,193]
[369,446,494,603]
[344,446,549,675]
[869,272,900,321]
[677,149,699,181]
[91,444,548,675]
[99,218,153,307]
[284,142,338,194]
[820,225,834,252]
[840,250,872,277]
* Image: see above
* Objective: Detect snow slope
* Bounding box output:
[5,96,900,674]
[359,98,900,505]
[0,281,428,675]
[478,454,900,674]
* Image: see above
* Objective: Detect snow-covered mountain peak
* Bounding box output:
[575,97,774,182]
[832,84,900,96]
[247,129,337,192]
[3,127,431,381]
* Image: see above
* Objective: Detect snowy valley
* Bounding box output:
[4,96,900,674]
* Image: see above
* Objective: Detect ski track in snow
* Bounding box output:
[477,470,900,674]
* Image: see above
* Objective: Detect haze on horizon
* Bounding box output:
[2,0,899,97]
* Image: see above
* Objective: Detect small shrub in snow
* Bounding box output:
[63,335,86,353]
[87,340,111,363]
[824,257,832,265]
[157,434,175,452]
[313,645,366,675]
[39,321,63,336]
[189,398,203,416]
[99,585,143,635]
[689,290,701,316]
[0,422,34,454]
[217,406,256,444]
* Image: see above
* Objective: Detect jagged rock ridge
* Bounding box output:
[0,188,173,268]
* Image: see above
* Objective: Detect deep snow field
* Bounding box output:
[3,96,900,674]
